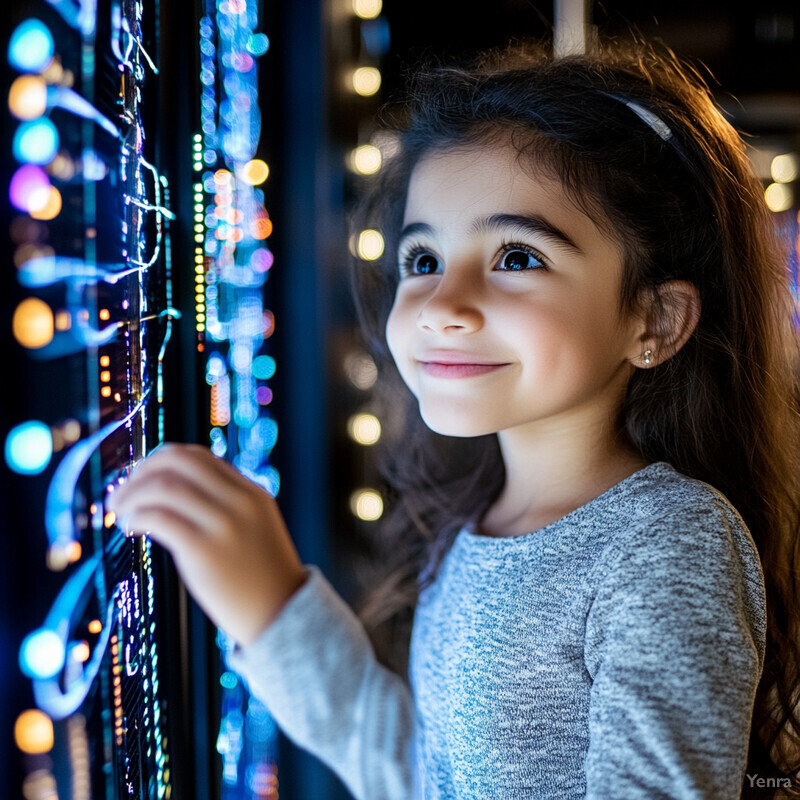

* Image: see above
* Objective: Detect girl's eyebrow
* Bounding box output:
[397,214,582,255]
[397,222,435,251]
[470,213,582,254]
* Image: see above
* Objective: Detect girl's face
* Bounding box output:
[385,140,646,439]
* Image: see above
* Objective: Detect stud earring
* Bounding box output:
[643,349,652,366]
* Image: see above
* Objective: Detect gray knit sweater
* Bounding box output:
[227,461,767,799]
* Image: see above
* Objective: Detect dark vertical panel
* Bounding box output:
[268,0,353,797]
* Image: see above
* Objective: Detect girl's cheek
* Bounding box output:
[385,301,418,390]
[384,300,404,360]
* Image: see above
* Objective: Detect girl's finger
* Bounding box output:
[108,468,235,535]
[113,443,250,509]
[117,505,207,554]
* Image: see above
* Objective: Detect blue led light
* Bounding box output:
[206,353,227,384]
[252,355,276,380]
[19,628,65,680]
[13,118,59,164]
[5,420,52,474]
[246,33,269,56]
[220,671,238,689]
[8,19,54,73]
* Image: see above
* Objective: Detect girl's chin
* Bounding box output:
[418,409,499,439]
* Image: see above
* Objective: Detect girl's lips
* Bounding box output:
[419,361,509,378]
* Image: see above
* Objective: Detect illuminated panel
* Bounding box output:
[7,0,175,796]
[197,1,280,796]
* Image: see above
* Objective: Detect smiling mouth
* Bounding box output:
[419,361,510,378]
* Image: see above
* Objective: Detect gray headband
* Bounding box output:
[602,92,674,142]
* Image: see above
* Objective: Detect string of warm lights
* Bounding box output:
[341,0,391,524]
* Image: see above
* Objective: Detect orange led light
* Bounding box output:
[251,217,273,239]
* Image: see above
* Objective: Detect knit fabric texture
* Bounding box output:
[227,461,767,799]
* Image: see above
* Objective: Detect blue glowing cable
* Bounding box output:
[18,256,145,287]
[32,540,123,719]
[44,0,97,36]
[47,86,120,139]
[45,387,151,550]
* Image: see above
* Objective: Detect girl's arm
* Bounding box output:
[106,443,418,800]
[226,563,418,800]
[583,503,766,800]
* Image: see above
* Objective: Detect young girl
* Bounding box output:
[108,36,800,800]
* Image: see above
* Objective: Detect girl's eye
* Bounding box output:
[402,251,441,276]
[497,247,546,271]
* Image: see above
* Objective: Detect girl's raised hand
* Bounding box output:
[105,443,308,648]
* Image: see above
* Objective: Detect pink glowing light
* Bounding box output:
[10,164,51,212]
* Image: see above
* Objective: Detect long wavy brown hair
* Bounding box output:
[346,36,800,797]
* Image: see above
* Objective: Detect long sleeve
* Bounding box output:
[583,502,767,799]
[225,564,419,800]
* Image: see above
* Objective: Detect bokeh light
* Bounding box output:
[19,628,65,680]
[13,296,54,348]
[9,163,51,212]
[5,420,53,474]
[251,216,273,239]
[357,229,384,260]
[252,354,276,380]
[8,19,54,73]
[352,0,382,19]
[14,710,54,754]
[765,182,793,213]
[350,143,382,175]
[250,248,273,272]
[246,32,270,56]
[13,118,59,164]
[8,75,47,120]
[240,158,269,185]
[350,489,384,521]
[344,350,378,390]
[29,186,62,220]
[771,153,799,184]
[347,413,381,445]
[351,67,381,97]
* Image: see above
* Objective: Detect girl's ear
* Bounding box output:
[632,280,702,369]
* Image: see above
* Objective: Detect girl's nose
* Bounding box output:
[416,276,484,335]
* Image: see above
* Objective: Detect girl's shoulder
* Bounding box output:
[595,460,765,615]
[611,460,751,541]
[584,461,768,704]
